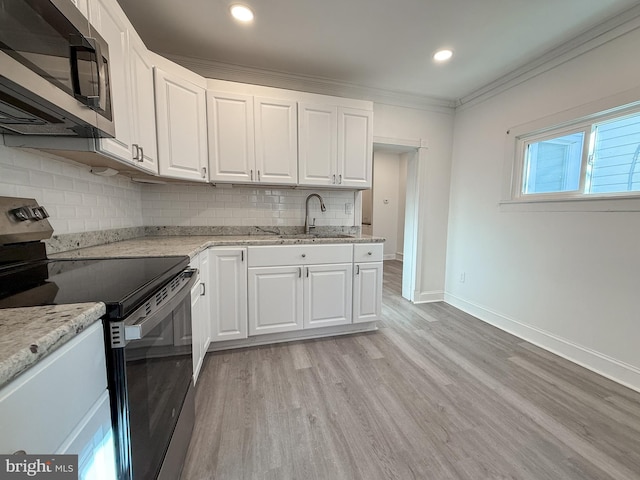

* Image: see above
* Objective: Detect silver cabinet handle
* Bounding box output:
[132,144,139,161]
[368,251,372,256]
[298,267,302,278]
[201,167,207,179]
[250,169,254,181]
[339,174,342,184]
[301,253,306,258]
[332,174,336,184]
[241,250,244,262]
[139,146,144,162]
[200,282,206,296]
[356,265,360,275]
[258,170,261,182]
[306,267,309,278]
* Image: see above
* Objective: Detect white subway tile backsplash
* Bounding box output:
[0,144,144,235]
[2,143,358,234]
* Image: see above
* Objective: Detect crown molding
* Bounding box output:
[160,53,457,113]
[456,4,640,111]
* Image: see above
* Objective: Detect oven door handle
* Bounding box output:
[123,268,198,341]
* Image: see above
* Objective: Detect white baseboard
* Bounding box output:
[208,322,378,352]
[444,293,640,393]
[383,253,397,260]
[396,252,404,261]
[413,290,444,303]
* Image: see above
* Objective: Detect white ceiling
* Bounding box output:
[116,0,640,103]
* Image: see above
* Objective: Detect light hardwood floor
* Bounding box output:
[182,260,640,480]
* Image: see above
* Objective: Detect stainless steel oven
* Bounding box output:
[109,268,197,480]
[0,196,198,480]
[0,0,115,137]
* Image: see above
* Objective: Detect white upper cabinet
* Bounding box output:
[298,103,337,186]
[154,63,208,182]
[128,32,158,173]
[254,97,298,184]
[89,0,133,162]
[70,0,89,18]
[207,92,254,183]
[88,0,158,173]
[338,107,373,188]
[208,91,298,185]
[299,103,372,188]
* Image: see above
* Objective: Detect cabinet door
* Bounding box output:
[155,67,208,181]
[190,278,203,383]
[298,103,337,186]
[248,266,303,335]
[89,0,135,163]
[210,248,248,342]
[304,264,352,329]
[254,97,298,185]
[353,262,383,323]
[208,92,254,183]
[199,251,211,352]
[128,32,158,174]
[71,0,89,18]
[337,107,373,188]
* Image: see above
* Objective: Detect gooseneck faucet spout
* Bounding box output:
[304,193,326,234]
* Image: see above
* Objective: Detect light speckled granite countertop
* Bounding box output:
[2,233,383,388]
[0,303,105,388]
[51,234,385,260]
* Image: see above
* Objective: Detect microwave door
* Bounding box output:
[0,0,114,137]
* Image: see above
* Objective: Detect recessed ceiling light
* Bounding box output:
[230,4,254,22]
[433,49,453,62]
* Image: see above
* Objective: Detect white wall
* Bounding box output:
[0,145,144,234]
[372,152,401,258]
[445,27,640,391]
[374,103,455,300]
[396,155,407,257]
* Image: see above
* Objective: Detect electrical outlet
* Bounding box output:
[345,203,353,214]
[459,272,466,283]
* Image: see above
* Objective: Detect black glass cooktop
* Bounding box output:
[0,256,189,319]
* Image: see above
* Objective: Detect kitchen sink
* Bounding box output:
[278,233,355,239]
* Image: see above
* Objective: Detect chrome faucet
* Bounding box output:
[304,193,326,234]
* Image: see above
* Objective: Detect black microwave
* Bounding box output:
[0,0,115,138]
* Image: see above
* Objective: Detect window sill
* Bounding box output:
[499,194,640,212]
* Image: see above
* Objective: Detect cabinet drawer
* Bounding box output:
[0,322,107,455]
[248,244,352,267]
[354,243,383,262]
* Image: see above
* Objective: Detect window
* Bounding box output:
[515,108,640,199]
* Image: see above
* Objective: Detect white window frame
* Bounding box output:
[505,99,640,205]
[518,125,591,199]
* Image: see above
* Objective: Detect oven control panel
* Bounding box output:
[0,196,53,245]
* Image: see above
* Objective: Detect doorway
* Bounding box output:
[367,143,420,301]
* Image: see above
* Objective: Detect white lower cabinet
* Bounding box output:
[353,262,383,323]
[247,245,354,336]
[248,266,303,336]
[353,244,384,323]
[304,264,352,329]
[189,250,211,384]
[209,248,248,342]
[0,322,116,479]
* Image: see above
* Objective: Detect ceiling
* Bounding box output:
[116,0,640,103]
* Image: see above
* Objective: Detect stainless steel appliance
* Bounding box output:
[0,196,196,480]
[0,0,115,137]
